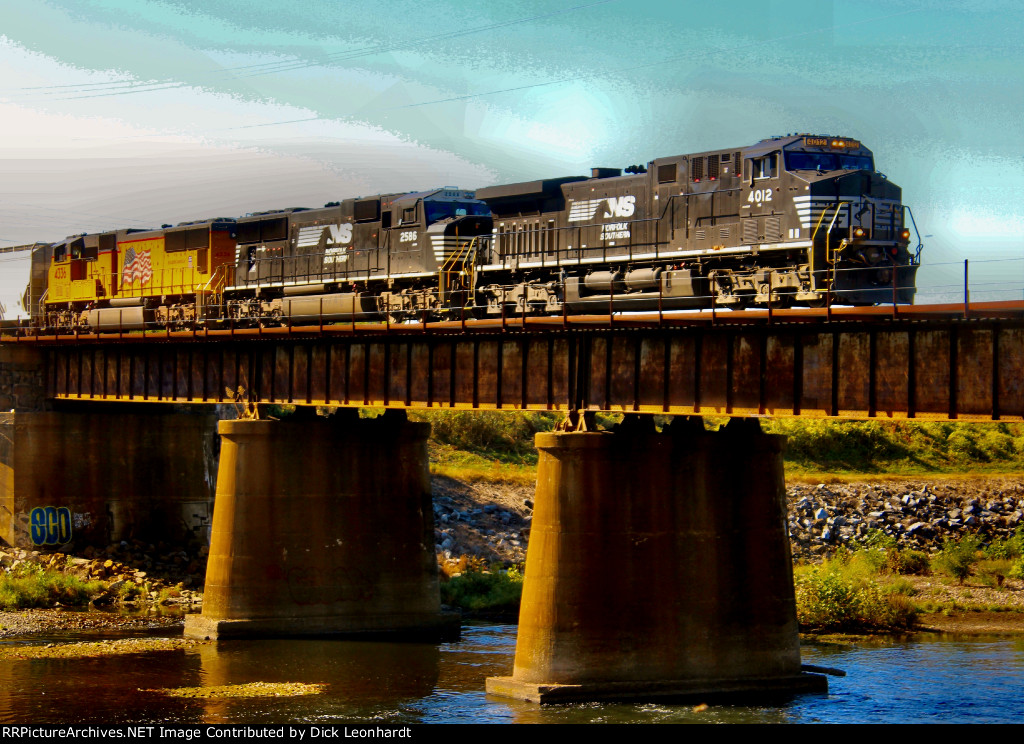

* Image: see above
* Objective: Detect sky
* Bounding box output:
[1,0,1022,313]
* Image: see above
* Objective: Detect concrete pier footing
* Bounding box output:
[486,417,826,703]
[184,411,457,640]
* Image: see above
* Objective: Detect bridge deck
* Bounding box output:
[5,301,1024,420]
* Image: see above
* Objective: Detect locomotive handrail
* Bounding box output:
[905,206,924,263]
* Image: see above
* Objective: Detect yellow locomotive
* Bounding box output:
[40,219,236,330]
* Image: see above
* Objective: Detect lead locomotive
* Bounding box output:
[25,135,921,331]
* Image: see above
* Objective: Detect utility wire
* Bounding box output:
[13,0,623,101]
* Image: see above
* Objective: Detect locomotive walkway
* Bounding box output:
[2,300,1023,704]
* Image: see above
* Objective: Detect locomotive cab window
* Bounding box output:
[784,151,874,172]
[401,207,417,225]
[262,218,288,242]
[185,228,208,250]
[236,222,260,244]
[354,199,380,222]
[424,201,489,224]
[165,231,186,252]
[748,153,778,182]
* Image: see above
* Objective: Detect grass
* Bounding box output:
[0,563,106,610]
[764,418,1024,477]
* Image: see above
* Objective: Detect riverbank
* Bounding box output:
[2,474,1023,638]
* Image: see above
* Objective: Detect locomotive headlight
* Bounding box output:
[900,228,911,240]
[853,227,866,238]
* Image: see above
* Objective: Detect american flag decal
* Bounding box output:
[121,247,153,285]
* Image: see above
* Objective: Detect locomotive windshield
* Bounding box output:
[785,152,874,172]
[424,200,490,224]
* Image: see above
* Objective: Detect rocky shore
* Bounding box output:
[433,474,1024,565]
[786,477,1024,560]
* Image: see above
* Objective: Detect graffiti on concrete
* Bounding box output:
[30,506,72,545]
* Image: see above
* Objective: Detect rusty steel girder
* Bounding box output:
[18,304,1024,421]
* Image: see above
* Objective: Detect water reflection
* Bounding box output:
[0,623,1022,724]
[195,639,440,723]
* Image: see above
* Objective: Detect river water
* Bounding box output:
[1,623,1022,724]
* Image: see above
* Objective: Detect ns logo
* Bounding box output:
[603,195,635,219]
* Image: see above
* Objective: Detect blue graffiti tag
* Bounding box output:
[29,506,72,546]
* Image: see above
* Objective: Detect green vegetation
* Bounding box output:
[1009,558,1024,581]
[885,548,929,576]
[439,562,524,617]
[794,562,918,632]
[932,535,984,584]
[411,409,618,482]
[0,562,106,610]
[435,534,1022,629]
[764,419,1024,477]
[793,530,1024,632]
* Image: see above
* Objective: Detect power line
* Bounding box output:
[213,6,924,130]
[387,7,924,111]
[12,1,623,102]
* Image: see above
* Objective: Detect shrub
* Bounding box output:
[794,564,917,632]
[416,410,558,458]
[857,529,897,552]
[977,560,1013,588]
[932,535,982,584]
[439,554,487,579]
[1009,557,1024,581]
[0,563,105,610]
[886,548,929,576]
[882,576,919,597]
[766,419,909,471]
[984,528,1024,560]
[440,564,524,616]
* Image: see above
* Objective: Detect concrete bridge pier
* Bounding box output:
[0,405,218,550]
[184,410,457,640]
[486,416,826,703]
